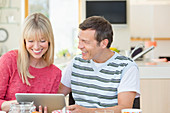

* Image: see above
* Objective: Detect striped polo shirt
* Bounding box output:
[71,52,136,108]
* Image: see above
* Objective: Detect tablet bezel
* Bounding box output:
[15,93,66,113]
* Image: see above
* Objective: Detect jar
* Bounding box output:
[9,102,36,113]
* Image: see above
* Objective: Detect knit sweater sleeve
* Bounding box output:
[0,50,17,110]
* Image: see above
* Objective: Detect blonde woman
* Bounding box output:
[0,13,61,112]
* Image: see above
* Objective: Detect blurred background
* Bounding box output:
[0,0,170,60]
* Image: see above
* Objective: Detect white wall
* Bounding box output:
[49,0,79,55]
[112,26,130,51]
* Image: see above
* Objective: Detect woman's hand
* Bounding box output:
[1,100,18,112]
[39,105,48,113]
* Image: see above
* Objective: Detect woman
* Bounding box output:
[0,13,61,112]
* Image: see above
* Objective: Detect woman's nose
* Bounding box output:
[33,41,40,49]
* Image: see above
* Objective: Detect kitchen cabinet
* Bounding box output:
[130,2,170,38]
[138,62,170,113]
[0,6,20,25]
[140,79,170,113]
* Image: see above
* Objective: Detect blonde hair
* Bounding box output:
[17,13,55,86]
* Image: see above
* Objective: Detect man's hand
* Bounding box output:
[67,104,92,113]
[1,100,18,112]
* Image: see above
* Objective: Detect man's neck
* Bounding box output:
[93,49,114,63]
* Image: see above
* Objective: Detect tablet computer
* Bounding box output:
[15,93,66,113]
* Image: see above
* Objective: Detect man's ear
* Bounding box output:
[100,39,109,48]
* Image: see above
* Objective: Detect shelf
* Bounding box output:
[131,37,170,41]
[0,22,19,25]
[0,7,19,10]
[0,5,20,26]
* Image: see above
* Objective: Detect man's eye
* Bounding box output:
[82,40,87,43]
[84,41,89,44]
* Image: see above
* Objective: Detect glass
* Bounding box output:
[9,102,36,113]
[95,110,114,113]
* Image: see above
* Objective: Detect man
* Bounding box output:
[58,16,140,113]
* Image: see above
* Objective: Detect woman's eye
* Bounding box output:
[28,40,33,42]
[40,40,46,43]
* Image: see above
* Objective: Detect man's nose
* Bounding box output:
[78,41,84,49]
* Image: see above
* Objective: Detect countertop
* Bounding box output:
[55,57,170,79]
[136,61,170,79]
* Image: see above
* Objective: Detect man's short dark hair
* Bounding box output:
[79,16,113,48]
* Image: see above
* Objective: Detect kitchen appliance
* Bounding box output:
[132,46,155,61]
[83,0,128,25]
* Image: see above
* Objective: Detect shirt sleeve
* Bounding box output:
[0,52,12,110]
[118,66,140,98]
[61,61,73,88]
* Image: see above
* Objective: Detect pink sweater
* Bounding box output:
[0,50,62,110]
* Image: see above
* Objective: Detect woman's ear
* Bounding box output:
[100,39,109,48]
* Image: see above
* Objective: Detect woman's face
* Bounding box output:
[25,37,49,60]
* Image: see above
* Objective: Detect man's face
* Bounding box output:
[78,29,103,61]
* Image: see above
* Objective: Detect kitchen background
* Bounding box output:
[0,0,170,113]
[0,0,170,60]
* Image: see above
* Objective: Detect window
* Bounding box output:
[29,0,49,17]
[25,0,79,58]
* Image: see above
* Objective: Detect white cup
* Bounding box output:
[95,110,114,113]
[0,111,6,113]
[7,16,14,23]
[121,109,142,113]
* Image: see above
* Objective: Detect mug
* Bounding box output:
[121,109,142,113]
[0,111,6,113]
